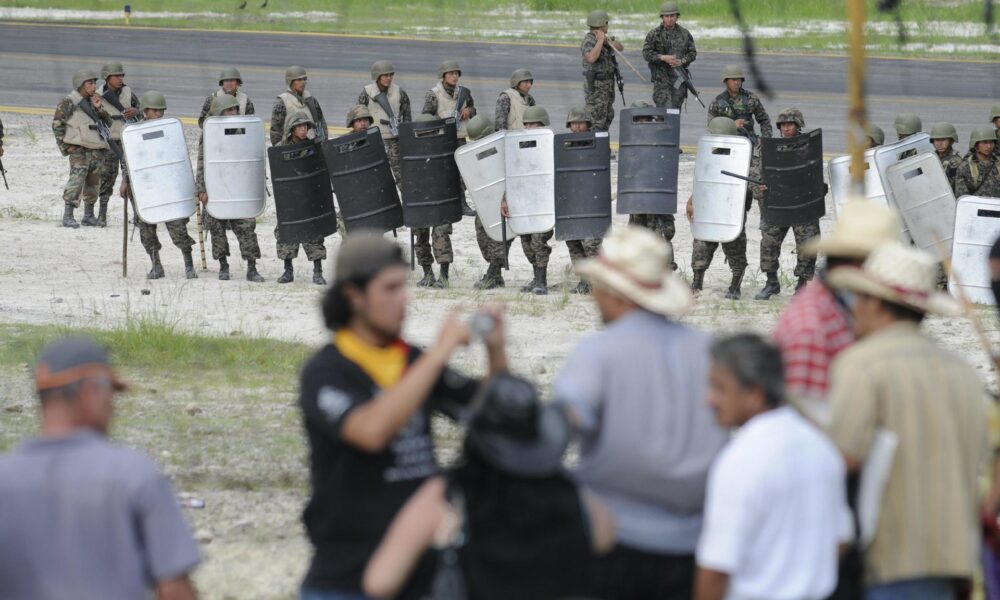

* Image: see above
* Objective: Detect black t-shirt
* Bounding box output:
[299,342,478,592]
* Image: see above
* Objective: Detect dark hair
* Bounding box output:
[321,277,374,330]
[710,334,785,408]
[881,298,926,324]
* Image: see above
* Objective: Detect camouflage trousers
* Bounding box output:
[204,214,261,261]
[98,147,121,201]
[759,220,821,279]
[566,238,602,262]
[691,213,748,273]
[629,213,677,268]
[274,225,326,261]
[413,224,453,266]
[385,138,401,184]
[520,229,554,268]
[584,78,616,133]
[652,82,685,110]
[138,218,195,256]
[475,216,512,267]
[63,147,104,207]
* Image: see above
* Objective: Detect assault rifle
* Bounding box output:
[452,86,471,123]
[673,65,705,108]
[606,42,626,106]
[373,92,400,137]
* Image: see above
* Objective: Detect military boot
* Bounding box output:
[218,256,230,281]
[147,252,165,280]
[277,259,294,284]
[725,268,745,300]
[312,260,326,285]
[417,265,437,287]
[520,269,540,293]
[246,259,264,283]
[754,272,781,300]
[80,202,99,227]
[795,276,811,293]
[433,263,450,289]
[690,269,706,294]
[474,263,505,290]
[572,280,592,294]
[62,203,80,229]
[97,197,110,227]
[531,266,548,296]
[182,250,198,279]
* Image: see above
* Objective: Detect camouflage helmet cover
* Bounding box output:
[465,114,495,141]
[510,68,534,88]
[708,116,738,136]
[371,60,395,80]
[660,1,680,16]
[218,66,243,85]
[414,113,438,123]
[346,104,373,128]
[139,90,167,111]
[776,108,805,128]
[587,10,610,28]
[867,123,885,146]
[630,100,654,108]
[893,112,922,136]
[721,65,745,82]
[990,103,1000,122]
[284,110,315,135]
[285,65,308,87]
[210,93,241,116]
[929,122,958,143]
[970,126,998,150]
[565,106,593,127]
[522,106,550,127]
[100,61,125,80]
[438,60,461,79]
[73,69,100,90]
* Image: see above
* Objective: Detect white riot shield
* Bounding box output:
[828,148,887,218]
[873,133,934,242]
[950,196,1000,305]
[203,115,266,220]
[455,131,507,242]
[504,129,555,235]
[121,118,197,225]
[885,154,957,258]
[692,134,752,243]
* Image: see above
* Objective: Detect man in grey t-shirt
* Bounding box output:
[554,227,728,600]
[0,337,201,600]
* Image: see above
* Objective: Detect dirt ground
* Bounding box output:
[0,112,996,599]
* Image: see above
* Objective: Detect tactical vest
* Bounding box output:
[213,89,248,115]
[363,82,402,140]
[61,90,108,150]
[502,89,530,130]
[432,82,467,138]
[100,85,133,140]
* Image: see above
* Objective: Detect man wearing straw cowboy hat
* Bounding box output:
[553,226,728,600]
[826,241,988,600]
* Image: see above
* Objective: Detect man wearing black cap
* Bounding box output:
[298,233,508,599]
[0,337,201,600]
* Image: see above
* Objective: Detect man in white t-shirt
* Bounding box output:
[695,334,850,600]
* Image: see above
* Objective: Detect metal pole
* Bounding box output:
[847,0,867,197]
[122,196,128,277]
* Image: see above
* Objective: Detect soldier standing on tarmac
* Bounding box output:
[358,61,411,184]
[642,1,697,109]
[581,10,624,132]
[198,67,255,127]
[96,62,140,228]
[270,66,329,146]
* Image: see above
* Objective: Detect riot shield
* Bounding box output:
[455,130,507,242]
[950,196,1000,305]
[267,139,338,244]
[553,131,612,241]
[828,148,887,218]
[616,107,681,215]
[885,153,957,258]
[121,118,197,224]
[324,128,402,233]
[873,133,934,242]
[692,134,752,243]
[760,129,826,227]
[203,115,266,220]
[505,129,555,235]
[399,118,463,228]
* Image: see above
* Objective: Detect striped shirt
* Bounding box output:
[827,322,989,585]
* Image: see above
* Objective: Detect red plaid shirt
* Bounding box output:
[772,280,855,401]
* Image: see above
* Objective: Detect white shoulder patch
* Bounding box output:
[317,386,352,422]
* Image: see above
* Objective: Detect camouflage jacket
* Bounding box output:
[955,154,1000,198]
[937,149,964,192]
[270,91,327,146]
[707,89,773,139]
[581,31,616,76]
[421,82,477,118]
[748,145,764,202]
[641,24,697,85]
[198,91,255,128]
[494,90,536,131]
[52,94,112,155]
[195,134,207,195]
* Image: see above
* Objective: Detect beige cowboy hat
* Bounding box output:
[802,200,900,259]
[827,241,961,316]
[575,226,693,317]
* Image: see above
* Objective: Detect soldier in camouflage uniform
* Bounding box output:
[990,103,1000,160]
[707,65,772,143]
[52,70,111,229]
[198,67,255,128]
[465,115,514,290]
[347,104,373,133]
[358,61,411,184]
[411,114,455,288]
[755,108,821,300]
[624,100,678,270]
[865,123,885,149]
[930,122,963,194]
[275,111,329,285]
[270,66,329,147]
[642,1,697,109]
[563,107,604,294]
[196,94,265,283]
[689,116,750,299]
[893,112,922,159]
[422,59,477,216]
[955,127,1000,198]
[121,91,198,280]
[581,10,624,132]
[495,69,536,131]
[96,62,140,228]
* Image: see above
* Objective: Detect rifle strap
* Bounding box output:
[373,92,397,123]
[102,88,127,113]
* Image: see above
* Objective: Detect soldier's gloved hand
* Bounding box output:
[198,192,208,205]
[686,196,694,221]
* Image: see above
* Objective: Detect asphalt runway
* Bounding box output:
[1,21,998,152]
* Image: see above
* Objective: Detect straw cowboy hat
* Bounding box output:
[575,226,693,317]
[802,200,900,259]
[827,241,961,316]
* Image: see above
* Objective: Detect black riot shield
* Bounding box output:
[324,128,403,234]
[268,139,338,244]
[399,118,463,228]
[761,129,826,227]
[616,107,681,215]
[554,131,612,241]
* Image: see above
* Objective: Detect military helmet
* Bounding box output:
[929,122,958,143]
[72,69,99,90]
[969,126,998,151]
[523,106,550,127]
[587,10,610,28]
[285,65,308,87]
[346,104,373,128]
[139,90,167,111]
[867,123,885,147]
[708,116,738,136]
[565,106,593,127]
[100,61,125,81]
[510,68,534,88]
[371,60,395,80]
[210,93,241,116]
[285,111,315,133]
[660,1,680,16]
[218,66,243,85]
[438,60,461,79]
[893,112,922,136]
[990,103,1000,122]
[466,115,495,141]
[776,108,805,128]
[630,100,654,108]
[721,65,745,82]
[414,113,438,123]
